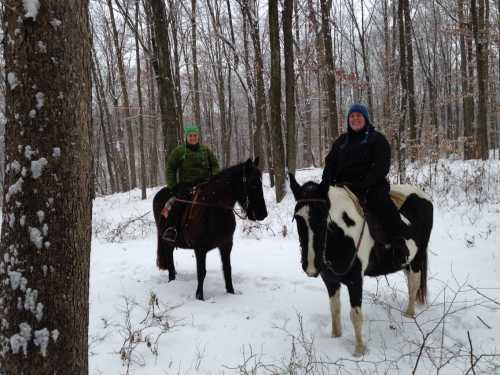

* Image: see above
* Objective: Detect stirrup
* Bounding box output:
[162,227,177,243]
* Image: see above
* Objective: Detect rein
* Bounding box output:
[174,169,252,221]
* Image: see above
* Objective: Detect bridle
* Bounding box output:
[294,193,366,276]
[174,167,254,220]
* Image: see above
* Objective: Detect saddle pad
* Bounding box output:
[343,185,412,217]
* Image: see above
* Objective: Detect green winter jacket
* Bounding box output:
[166,143,220,188]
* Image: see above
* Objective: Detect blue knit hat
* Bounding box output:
[347,103,371,127]
[342,103,373,147]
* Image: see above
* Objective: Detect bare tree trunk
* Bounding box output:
[458,0,475,159]
[169,0,183,133]
[147,0,180,169]
[91,55,117,193]
[283,0,297,174]
[398,0,408,180]
[403,0,417,160]
[107,0,137,188]
[1,1,92,373]
[319,0,339,143]
[136,0,147,199]
[269,0,287,201]
[191,0,201,127]
[470,0,490,159]
[241,10,255,158]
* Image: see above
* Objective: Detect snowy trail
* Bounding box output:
[89,168,500,375]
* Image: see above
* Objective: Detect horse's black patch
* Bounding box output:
[342,211,355,227]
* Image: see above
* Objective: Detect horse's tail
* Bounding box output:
[416,199,433,305]
[153,187,173,270]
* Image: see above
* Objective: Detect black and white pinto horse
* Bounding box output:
[289,174,433,356]
[153,158,267,300]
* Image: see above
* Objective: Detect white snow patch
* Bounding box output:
[24,288,38,314]
[8,213,15,228]
[52,147,61,158]
[50,18,62,29]
[31,158,48,179]
[24,145,35,160]
[22,0,40,20]
[37,41,47,53]
[36,210,45,223]
[51,329,59,343]
[33,328,49,357]
[7,160,21,174]
[35,303,44,321]
[42,224,48,237]
[10,322,32,355]
[20,215,26,227]
[29,109,37,118]
[29,227,43,249]
[44,241,51,249]
[35,92,45,110]
[7,72,19,90]
[42,265,48,277]
[6,177,23,203]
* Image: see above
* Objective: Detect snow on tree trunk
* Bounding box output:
[1,1,92,373]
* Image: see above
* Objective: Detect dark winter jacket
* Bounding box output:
[166,143,220,188]
[321,124,391,194]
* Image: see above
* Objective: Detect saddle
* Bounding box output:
[342,186,408,246]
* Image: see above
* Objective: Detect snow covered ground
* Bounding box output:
[89,163,500,374]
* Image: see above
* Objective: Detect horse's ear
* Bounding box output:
[254,157,260,167]
[289,173,301,200]
[245,158,253,169]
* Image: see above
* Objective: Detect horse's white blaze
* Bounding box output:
[296,206,318,276]
[328,188,374,272]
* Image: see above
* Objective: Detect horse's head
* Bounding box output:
[239,158,268,221]
[289,173,330,277]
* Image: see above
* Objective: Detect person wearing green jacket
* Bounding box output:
[162,124,220,243]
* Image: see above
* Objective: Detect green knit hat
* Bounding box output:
[184,124,200,137]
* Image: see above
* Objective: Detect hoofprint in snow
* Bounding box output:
[90,163,500,374]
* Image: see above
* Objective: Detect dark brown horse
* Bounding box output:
[153,158,267,300]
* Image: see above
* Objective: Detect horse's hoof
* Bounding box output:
[353,345,366,357]
[196,291,204,300]
[227,287,235,294]
[331,330,342,338]
[403,310,415,318]
[168,276,176,282]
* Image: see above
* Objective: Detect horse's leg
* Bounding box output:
[154,187,176,281]
[219,242,235,294]
[404,267,421,318]
[194,248,207,300]
[321,274,341,337]
[346,277,365,357]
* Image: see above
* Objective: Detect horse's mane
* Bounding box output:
[208,162,245,183]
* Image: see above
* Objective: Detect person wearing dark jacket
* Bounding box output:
[322,103,408,266]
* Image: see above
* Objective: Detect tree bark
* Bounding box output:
[1,1,93,373]
[147,0,180,171]
[283,0,297,174]
[136,0,147,199]
[470,0,490,159]
[107,0,137,188]
[269,0,286,201]
[319,0,339,143]
[191,0,201,127]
